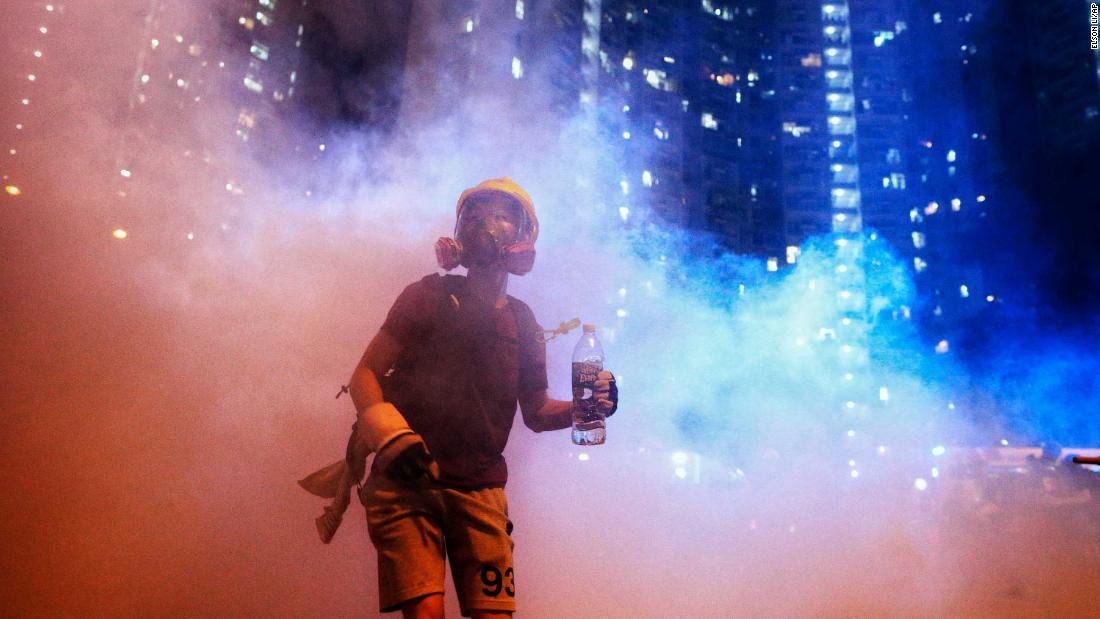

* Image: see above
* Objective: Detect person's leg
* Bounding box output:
[400,593,445,619]
[360,474,448,614]
[441,487,517,617]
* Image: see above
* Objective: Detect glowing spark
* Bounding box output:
[112,228,128,239]
[5,185,22,196]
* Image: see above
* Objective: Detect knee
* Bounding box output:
[401,593,444,619]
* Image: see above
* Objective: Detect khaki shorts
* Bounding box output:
[359,473,516,616]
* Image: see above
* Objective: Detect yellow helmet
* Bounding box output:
[455,177,539,243]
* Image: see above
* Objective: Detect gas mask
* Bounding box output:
[435,178,539,276]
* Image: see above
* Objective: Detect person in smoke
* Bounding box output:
[310,178,618,618]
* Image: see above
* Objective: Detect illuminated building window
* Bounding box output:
[511,57,523,79]
[237,109,256,128]
[886,148,901,164]
[947,149,956,162]
[259,0,277,9]
[663,56,676,64]
[176,78,189,89]
[644,69,674,92]
[150,38,159,49]
[827,116,855,135]
[618,206,630,221]
[250,42,269,61]
[783,122,811,137]
[825,69,851,89]
[786,246,800,264]
[909,208,923,223]
[831,188,860,209]
[826,92,854,112]
[622,55,634,70]
[873,31,895,47]
[935,340,949,354]
[620,180,629,195]
[701,0,733,21]
[714,72,734,87]
[653,122,669,140]
[830,163,856,183]
[767,257,779,272]
[188,43,202,57]
[933,12,942,24]
[924,201,939,215]
[243,75,263,93]
[515,0,525,19]
[801,53,822,67]
[641,170,653,187]
[746,70,758,83]
[239,16,255,30]
[256,11,273,26]
[888,173,906,189]
[913,257,927,272]
[959,285,969,298]
[951,198,961,211]
[463,17,475,33]
[911,231,925,249]
[174,34,184,43]
[701,112,718,130]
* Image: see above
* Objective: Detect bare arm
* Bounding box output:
[348,329,404,421]
[519,390,573,432]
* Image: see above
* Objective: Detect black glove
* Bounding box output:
[377,434,440,482]
[595,370,619,417]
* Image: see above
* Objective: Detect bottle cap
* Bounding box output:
[583,323,596,333]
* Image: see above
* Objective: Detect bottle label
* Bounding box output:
[572,361,602,422]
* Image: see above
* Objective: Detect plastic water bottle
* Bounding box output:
[572,323,606,445]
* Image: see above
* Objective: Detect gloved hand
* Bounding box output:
[594,370,619,417]
[375,433,440,482]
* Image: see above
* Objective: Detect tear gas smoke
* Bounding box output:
[1,1,1097,617]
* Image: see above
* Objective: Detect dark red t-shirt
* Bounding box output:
[377,274,548,488]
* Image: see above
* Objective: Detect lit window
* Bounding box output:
[259,0,276,8]
[620,180,629,195]
[714,73,734,86]
[150,38,159,49]
[701,0,733,21]
[641,170,653,187]
[237,109,256,128]
[653,122,669,140]
[782,122,811,137]
[801,53,822,67]
[618,206,630,221]
[515,0,525,19]
[746,70,758,83]
[873,31,895,47]
[701,112,718,130]
[663,56,675,64]
[924,201,939,215]
[250,42,269,61]
[188,43,202,57]
[239,16,255,30]
[913,257,927,272]
[911,231,926,249]
[256,11,273,26]
[176,78,189,89]
[511,57,523,79]
[888,173,906,189]
[946,149,956,162]
[464,17,475,33]
[622,56,634,70]
[767,257,779,272]
[243,75,263,93]
[786,246,800,264]
[644,69,674,91]
[976,194,986,202]
[959,285,969,298]
[933,12,942,24]
[935,340,949,354]
[951,198,961,211]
